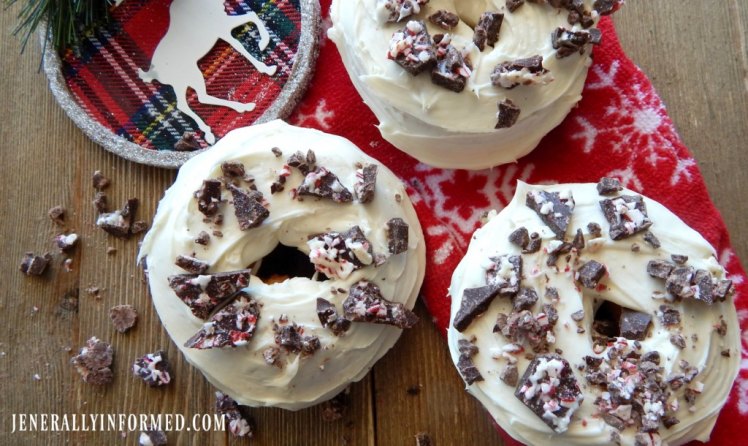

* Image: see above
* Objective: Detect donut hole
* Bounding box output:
[592,300,653,341]
[255,243,321,284]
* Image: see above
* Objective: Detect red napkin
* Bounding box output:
[290,1,748,444]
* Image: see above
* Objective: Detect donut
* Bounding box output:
[138,120,425,409]
[447,180,740,445]
[328,0,623,169]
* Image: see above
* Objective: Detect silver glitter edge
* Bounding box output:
[42,0,322,169]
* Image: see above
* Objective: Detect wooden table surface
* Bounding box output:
[1,1,746,445]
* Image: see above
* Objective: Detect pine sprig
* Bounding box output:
[6,0,115,53]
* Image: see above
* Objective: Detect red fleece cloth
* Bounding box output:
[289,1,748,444]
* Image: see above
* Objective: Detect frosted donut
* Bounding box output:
[447,180,740,446]
[328,0,622,169]
[138,120,425,409]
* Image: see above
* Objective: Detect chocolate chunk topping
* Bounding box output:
[343,281,418,329]
[525,232,542,253]
[593,0,623,16]
[20,252,51,276]
[526,190,575,239]
[509,226,530,248]
[486,254,522,295]
[495,99,521,128]
[321,388,351,422]
[587,222,602,238]
[507,0,525,12]
[354,164,377,203]
[491,55,550,89]
[571,310,584,322]
[175,255,210,275]
[515,354,583,433]
[297,167,353,203]
[619,310,651,341]
[132,351,171,387]
[571,228,585,250]
[473,12,503,51]
[228,185,269,230]
[316,298,351,335]
[221,161,246,178]
[195,180,222,217]
[215,392,253,437]
[599,195,652,240]
[671,254,688,264]
[287,150,317,175]
[453,285,501,332]
[185,293,260,349]
[97,198,140,238]
[577,260,606,289]
[48,205,65,225]
[109,304,138,333]
[428,9,459,29]
[665,266,695,299]
[386,218,409,254]
[380,0,429,23]
[647,259,674,279]
[271,147,282,157]
[71,337,114,386]
[546,241,572,267]
[456,338,483,385]
[669,334,686,349]
[643,231,661,249]
[713,279,733,302]
[308,226,374,279]
[501,363,519,386]
[494,308,558,353]
[168,269,251,320]
[92,170,110,191]
[596,177,623,195]
[691,269,714,304]
[174,131,202,151]
[431,37,472,93]
[658,305,681,326]
[195,231,210,246]
[513,288,538,312]
[552,27,602,58]
[388,21,436,76]
[273,323,319,355]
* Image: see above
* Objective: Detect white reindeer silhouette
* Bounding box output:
[139,0,278,144]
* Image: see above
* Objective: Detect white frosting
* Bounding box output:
[138,120,425,410]
[329,0,597,169]
[448,181,740,446]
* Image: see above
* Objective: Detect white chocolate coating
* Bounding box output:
[139,120,425,409]
[448,181,740,446]
[329,0,597,169]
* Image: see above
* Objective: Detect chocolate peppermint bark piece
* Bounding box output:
[473,12,503,51]
[453,285,501,332]
[513,288,539,312]
[647,259,674,279]
[593,0,624,15]
[379,0,429,23]
[491,55,551,89]
[643,231,661,249]
[431,36,472,93]
[109,304,138,333]
[227,185,269,230]
[713,279,733,302]
[343,281,419,329]
[138,426,167,446]
[659,305,681,326]
[221,161,246,178]
[185,293,260,349]
[508,226,530,249]
[132,351,171,387]
[195,179,222,217]
[496,99,521,129]
[215,392,253,438]
[317,298,352,335]
[388,21,436,76]
[20,252,52,276]
[175,255,210,275]
[457,338,483,385]
[71,336,114,385]
[619,310,652,341]
[596,177,623,196]
[168,269,251,320]
[665,266,696,299]
[386,218,409,254]
[526,190,575,239]
[274,323,320,355]
[486,254,522,295]
[354,164,377,203]
[571,228,585,250]
[525,232,542,253]
[286,150,317,176]
[308,226,374,279]
[428,10,459,30]
[507,0,525,12]
[92,170,111,191]
[577,260,606,289]
[515,354,583,433]
[599,195,653,240]
[552,27,602,58]
[97,198,139,238]
[296,167,353,203]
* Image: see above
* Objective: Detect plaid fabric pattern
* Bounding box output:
[61,0,302,151]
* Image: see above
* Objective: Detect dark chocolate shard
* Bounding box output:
[670,334,686,349]
[354,164,377,203]
[388,20,436,76]
[692,269,714,304]
[596,177,623,195]
[490,55,550,89]
[526,190,575,239]
[571,228,585,250]
[713,279,733,302]
[20,252,52,276]
[428,10,459,30]
[195,231,210,246]
[132,350,171,387]
[184,293,260,349]
[619,310,651,341]
[97,198,139,238]
[287,150,316,175]
[513,288,538,312]
[221,161,245,178]
[175,255,210,275]
[168,269,251,320]
[316,298,352,335]
[525,232,542,253]
[509,226,530,249]
[228,185,269,230]
[195,179,222,217]
[500,364,519,386]
[599,195,653,240]
[647,259,674,279]
[473,12,503,51]
[307,226,374,279]
[174,132,201,151]
[71,336,114,386]
[643,231,661,249]
[453,285,501,332]
[587,222,602,238]
[671,254,688,264]
[593,0,623,16]
[577,260,607,289]
[546,241,572,267]
[457,338,483,385]
[659,305,681,326]
[386,218,409,254]
[297,167,353,203]
[485,254,522,295]
[507,0,525,12]
[515,354,583,433]
[431,37,472,93]
[665,266,695,299]
[215,392,253,437]
[496,99,521,129]
[552,27,602,58]
[342,281,418,329]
